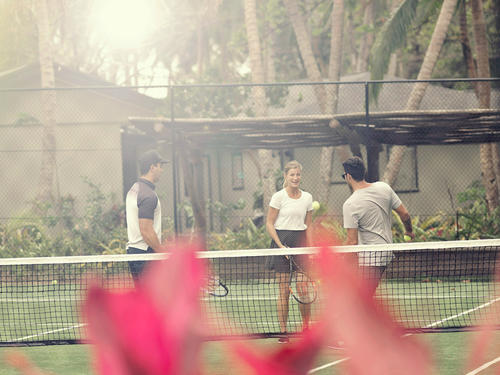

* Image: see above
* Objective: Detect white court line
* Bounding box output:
[423,296,500,328]
[203,296,276,301]
[307,357,350,374]
[465,356,500,375]
[13,323,86,342]
[307,295,500,374]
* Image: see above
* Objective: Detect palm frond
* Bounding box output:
[369,0,420,102]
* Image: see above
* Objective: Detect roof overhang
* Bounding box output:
[128,108,500,149]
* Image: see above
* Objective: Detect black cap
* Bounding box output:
[139,150,169,173]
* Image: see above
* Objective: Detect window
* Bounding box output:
[232,152,244,190]
[386,145,419,193]
[330,148,347,184]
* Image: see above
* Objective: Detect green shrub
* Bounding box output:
[0,178,127,258]
[208,219,270,250]
[456,181,500,239]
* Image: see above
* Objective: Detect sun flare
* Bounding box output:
[89,0,160,50]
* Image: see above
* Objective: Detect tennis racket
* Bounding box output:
[288,256,317,304]
[205,274,229,297]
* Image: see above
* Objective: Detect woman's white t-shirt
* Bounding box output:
[269,189,313,230]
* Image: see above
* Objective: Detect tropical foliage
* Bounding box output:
[2,181,499,258]
[0,178,129,258]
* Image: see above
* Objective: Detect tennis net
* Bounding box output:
[0,239,499,346]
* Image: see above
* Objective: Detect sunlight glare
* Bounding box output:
[90,0,160,50]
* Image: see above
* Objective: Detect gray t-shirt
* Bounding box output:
[342,181,402,266]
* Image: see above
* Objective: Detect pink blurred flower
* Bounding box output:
[232,327,325,375]
[316,246,434,375]
[82,241,206,375]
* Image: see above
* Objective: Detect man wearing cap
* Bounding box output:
[126,150,169,283]
[341,156,414,296]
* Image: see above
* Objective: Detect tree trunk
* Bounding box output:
[387,0,403,76]
[383,0,458,185]
[264,33,277,82]
[327,0,344,113]
[317,147,333,204]
[282,0,326,112]
[459,1,478,96]
[35,0,57,204]
[344,14,357,71]
[179,140,207,244]
[471,0,498,211]
[244,0,275,210]
[285,0,349,204]
[494,145,500,194]
[356,0,374,72]
[325,0,351,204]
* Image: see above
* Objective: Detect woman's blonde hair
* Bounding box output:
[282,160,303,188]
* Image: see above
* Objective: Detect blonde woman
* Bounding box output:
[266,160,313,343]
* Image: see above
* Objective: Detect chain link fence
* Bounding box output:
[0,75,499,255]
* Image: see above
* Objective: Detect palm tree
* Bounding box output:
[34,0,58,204]
[381,0,458,185]
[321,0,351,204]
[356,0,375,73]
[284,0,350,205]
[244,0,275,210]
[370,0,419,93]
[282,0,326,111]
[470,0,498,211]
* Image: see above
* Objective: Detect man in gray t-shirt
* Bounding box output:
[342,156,414,295]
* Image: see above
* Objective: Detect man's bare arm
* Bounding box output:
[394,204,414,239]
[139,218,161,251]
[345,228,358,245]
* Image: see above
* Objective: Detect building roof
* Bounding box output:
[0,63,162,111]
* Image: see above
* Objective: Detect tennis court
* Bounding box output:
[1,276,498,344]
[0,239,499,374]
[1,331,500,374]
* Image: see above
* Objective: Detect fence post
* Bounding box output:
[170,83,179,235]
[364,82,380,182]
[365,81,369,128]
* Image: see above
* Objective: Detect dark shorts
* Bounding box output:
[127,246,154,283]
[267,229,307,273]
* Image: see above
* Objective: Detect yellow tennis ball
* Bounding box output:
[312,201,320,210]
[404,235,411,241]
[51,280,58,285]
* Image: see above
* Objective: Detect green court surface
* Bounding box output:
[1,331,499,374]
[2,279,498,344]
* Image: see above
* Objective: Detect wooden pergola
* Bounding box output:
[128,108,500,242]
[129,108,500,149]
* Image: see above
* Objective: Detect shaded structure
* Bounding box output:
[129,107,500,243]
